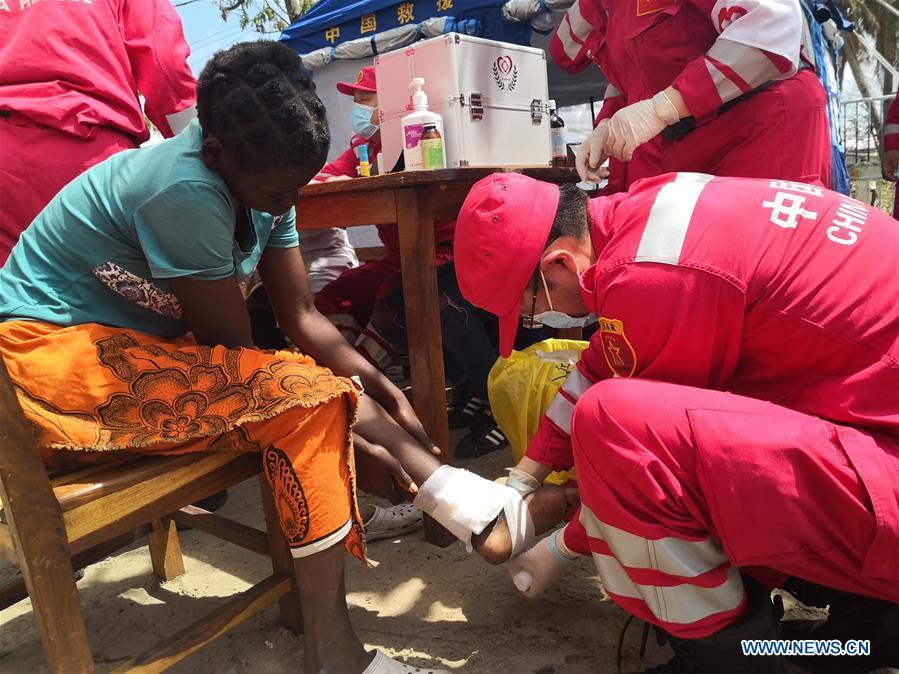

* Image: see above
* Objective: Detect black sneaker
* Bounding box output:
[781,577,899,673]
[448,395,489,430]
[455,415,508,459]
[631,577,785,674]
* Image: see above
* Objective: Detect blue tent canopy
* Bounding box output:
[280,0,531,55]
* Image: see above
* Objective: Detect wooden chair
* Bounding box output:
[0,355,304,673]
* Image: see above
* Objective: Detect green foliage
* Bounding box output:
[216,0,319,34]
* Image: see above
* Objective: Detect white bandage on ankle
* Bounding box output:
[414,465,535,554]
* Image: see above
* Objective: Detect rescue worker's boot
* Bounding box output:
[642,577,786,674]
[781,576,899,673]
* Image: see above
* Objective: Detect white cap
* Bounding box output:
[410,77,428,109]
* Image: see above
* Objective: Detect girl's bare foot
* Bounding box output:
[472,484,579,565]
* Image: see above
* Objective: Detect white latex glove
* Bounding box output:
[504,468,541,497]
[575,118,611,184]
[506,527,579,599]
[603,91,681,162]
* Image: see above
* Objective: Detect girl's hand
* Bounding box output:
[353,432,417,504]
[373,384,442,457]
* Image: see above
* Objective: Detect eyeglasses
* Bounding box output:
[522,273,541,329]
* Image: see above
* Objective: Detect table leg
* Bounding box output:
[395,187,455,546]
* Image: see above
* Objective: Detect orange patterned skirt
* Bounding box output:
[0,320,366,562]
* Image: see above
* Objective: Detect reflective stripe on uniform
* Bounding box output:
[554,0,592,62]
[707,38,780,92]
[635,173,713,266]
[604,83,623,99]
[555,16,585,62]
[704,59,746,101]
[545,366,594,435]
[580,504,744,625]
[566,0,592,43]
[581,504,728,577]
[561,366,594,399]
[593,554,745,625]
[546,394,575,434]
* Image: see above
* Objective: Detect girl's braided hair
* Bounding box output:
[197,41,330,177]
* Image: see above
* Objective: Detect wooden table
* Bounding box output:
[296,167,579,543]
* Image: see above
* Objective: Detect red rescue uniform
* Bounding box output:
[528,173,899,637]
[550,0,831,192]
[0,0,196,263]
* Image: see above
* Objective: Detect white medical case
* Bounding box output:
[374,33,552,171]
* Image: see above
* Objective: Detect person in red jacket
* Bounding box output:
[454,172,899,673]
[551,0,832,193]
[0,0,197,265]
[312,66,456,369]
[882,93,899,218]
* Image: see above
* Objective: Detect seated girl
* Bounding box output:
[0,41,574,674]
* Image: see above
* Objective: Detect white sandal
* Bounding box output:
[360,503,423,542]
[362,650,448,673]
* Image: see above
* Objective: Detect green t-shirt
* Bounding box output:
[0,120,298,337]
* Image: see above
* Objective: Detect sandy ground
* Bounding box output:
[0,444,887,674]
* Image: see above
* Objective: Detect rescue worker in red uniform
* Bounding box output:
[454,172,899,673]
[0,0,197,264]
[312,66,456,368]
[551,0,832,193]
[882,93,899,218]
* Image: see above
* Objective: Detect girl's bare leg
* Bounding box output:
[293,543,373,673]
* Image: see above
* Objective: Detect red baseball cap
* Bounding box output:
[455,173,560,358]
[336,66,377,95]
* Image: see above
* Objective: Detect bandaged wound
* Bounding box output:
[414,465,535,555]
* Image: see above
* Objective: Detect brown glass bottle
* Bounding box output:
[550,106,567,168]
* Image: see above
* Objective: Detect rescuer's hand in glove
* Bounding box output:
[576,119,612,184]
[507,526,580,599]
[603,90,681,162]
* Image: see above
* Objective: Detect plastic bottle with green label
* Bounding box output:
[420,124,446,170]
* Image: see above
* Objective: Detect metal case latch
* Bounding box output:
[530,99,544,125]
[469,92,484,122]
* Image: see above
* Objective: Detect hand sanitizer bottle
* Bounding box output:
[401,77,445,171]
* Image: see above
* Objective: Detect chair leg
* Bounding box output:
[148,517,185,581]
[258,475,303,635]
[17,548,95,673]
[0,354,95,673]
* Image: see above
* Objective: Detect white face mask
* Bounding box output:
[530,269,597,329]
